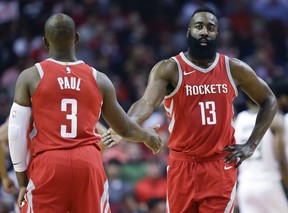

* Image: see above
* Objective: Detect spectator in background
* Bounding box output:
[134,159,166,206]
[120,143,147,185]
[147,198,166,213]
[105,158,133,212]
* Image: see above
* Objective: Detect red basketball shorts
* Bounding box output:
[21,145,110,213]
[166,151,237,213]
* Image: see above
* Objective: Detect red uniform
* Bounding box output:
[21,59,110,213]
[164,52,238,213]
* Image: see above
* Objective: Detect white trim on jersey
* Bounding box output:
[166,165,170,213]
[224,181,237,213]
[164,99,173,116]
[91,67,103,136]
[100,180,110,213]
[224,56,238,97]
[164,99,175,133]
[164,57,183,99]
[46,58,84,65]
[92,68,98,80]
[35,63,44,79]
[179,52,220,73]
[25,179,35,213]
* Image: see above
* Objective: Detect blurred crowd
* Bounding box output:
[0,0,288,212]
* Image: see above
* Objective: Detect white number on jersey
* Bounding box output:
[61,98,77,138]
[199,101,216,125]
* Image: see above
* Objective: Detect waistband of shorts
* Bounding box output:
[169,150,227,162]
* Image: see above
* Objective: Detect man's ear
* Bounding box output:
[75,32,79,44]
[43,37,49,48]
[186,28,190,38]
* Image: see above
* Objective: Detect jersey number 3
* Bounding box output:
[61,98,77,138]
[199,101,216,125]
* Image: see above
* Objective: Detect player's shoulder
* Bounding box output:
[155,58,177,70]
[93,69,113,92]
[18,65,38,82]
[93,69,108,81]
[228,57,256,86]
[151,58,178,79]
[228,57,253,72]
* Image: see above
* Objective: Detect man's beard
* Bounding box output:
[187,34,217,60]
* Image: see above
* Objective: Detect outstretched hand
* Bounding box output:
[223,143,255,168]
[99,128,123,151]
[143,124,163,155]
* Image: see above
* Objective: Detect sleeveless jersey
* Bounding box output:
[163,52,237,157]
[235,110,281,182]
[31,58,102,156]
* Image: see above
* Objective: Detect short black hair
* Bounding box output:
[192,7,216,18]
[44,13,75,43]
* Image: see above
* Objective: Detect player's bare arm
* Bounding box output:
[224,58,277,167]
[0,119,9,180]
[0,119,18,195]
[9,66,38,207]
[96,72,162,154]
[271,113,288,189]
[100,59,177,149]
[128,58,178,124]
[101,59,177,149]
[101,59,179,148]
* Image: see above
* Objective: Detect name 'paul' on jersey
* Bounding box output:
[163,52,238,157]
[31,58,102,156]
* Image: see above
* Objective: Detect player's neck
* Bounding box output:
[49,50,77,62]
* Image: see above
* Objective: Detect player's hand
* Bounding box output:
[223,143,255,168]
[2,177,18,195]
[17,186,26,208]
[143,124,163,154]
[99,128,123,151]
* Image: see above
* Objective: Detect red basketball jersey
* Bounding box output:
[164,52,238,157]
[31,59,102,156]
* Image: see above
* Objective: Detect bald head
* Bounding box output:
[44,13,76,46]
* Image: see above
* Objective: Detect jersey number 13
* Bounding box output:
[199,101,216,125]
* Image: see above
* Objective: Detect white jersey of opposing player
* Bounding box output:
[235,110,281,182]
[235,110,288,213]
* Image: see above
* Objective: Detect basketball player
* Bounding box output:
[1,118,121,213]
[0,119,18,195]
[108,7,277,213]
[8,13,162,213]
[270,78,288,198]
[235,96,288,212]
